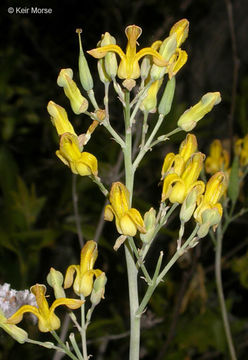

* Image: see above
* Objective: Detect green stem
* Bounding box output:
[128,236,152,284]
[90,175,109,197]
[129,81,152,126]
[26,338,58,351]
[150,127,181,148]
[50,331,79,360]
[140,112,149,149]
[103,120,125,148]
[136,225,199,317]
[215,225,237,360]
[80,296,88,360]
[123,90,140,360]
[69,333,84,360]
[72,174,84,248]
[87,89,99,110]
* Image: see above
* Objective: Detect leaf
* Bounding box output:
[228,156,240,205]
[11,177,46,228]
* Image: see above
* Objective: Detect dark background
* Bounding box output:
[0,0,248,359]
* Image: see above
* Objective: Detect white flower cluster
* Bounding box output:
[0,283,37,319]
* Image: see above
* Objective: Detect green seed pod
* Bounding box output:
[158,76,176,116]
[76,29,94,92]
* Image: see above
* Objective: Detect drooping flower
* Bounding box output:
[64,241,103,297]
[56,133,98,176]
[194,172,227,237]
[47,101,76,136]
[7,284,83,333]
[104,182,146,237]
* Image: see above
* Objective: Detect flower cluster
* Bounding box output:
[161,134,227,238]
[2,241,106,338]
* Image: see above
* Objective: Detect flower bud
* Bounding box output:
[140,79,163,113]
[180,185,204,223]
[76,29,94,92]
[177,92,221,132]
[47,268,66,299]
[0,310,28,344]
[100,32,118,79]
[197,208,222,238]
[47,101,76,136]
[140,208,156,244]
[90,272,107,306]
[158,76,176,116]
[97,58,111,83]
[57,68,89,114]
[150,34,177,81]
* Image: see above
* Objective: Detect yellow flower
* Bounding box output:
[234,134,248,167]
[7,284,83,333]
[64,241,103,297]
[87,25,167,81]
[104,182,146,237]
[0,310,28,343]
[47,101,76,136]
[161,134,198,179]
[194,171,227,224]
[56,133,98,176]
[205,139,230,174]
[162,152,205,204]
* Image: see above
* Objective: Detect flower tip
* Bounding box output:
[76,28,82,34]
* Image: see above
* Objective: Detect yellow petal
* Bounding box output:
[169,19,189,47]
[109,182,130,217]
[7,305,40,326]
[87,45,125,60]
[50,298,84,313]
[179,134,198,163]
[77,152,98,176]
[64,265,80,289]
[161,173,182,202]
[119,214,137,236]
[47,101,76,136]
[204,172,227,205]
[104,204,115,222]
[80,240,98,275]
[128,208,146,234]
[59,133,81,162]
